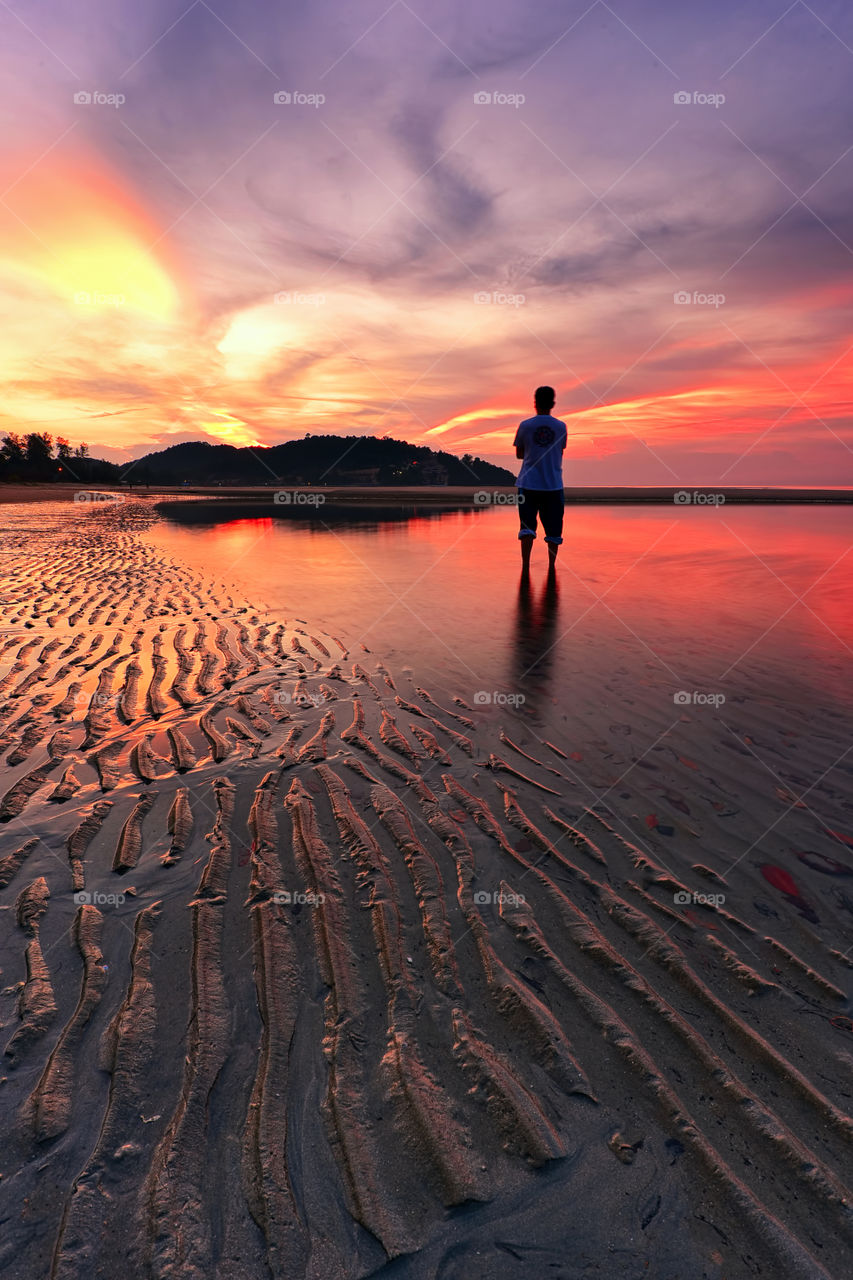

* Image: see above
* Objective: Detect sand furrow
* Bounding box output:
[378,709,423,765]
[409,722,451,762]
[139,781,234,1277]
[23,906,107,1141]
[370,782,461,998]
[213,621,241,683]
[296,708,335,762]
[66,800,113,889]
[48,766,81,805]
[234,695,272,736]
[112,791,158,872]
[145,634,169,718]
[167,725,197,772]
[50,904,161,1280]
[424,713,474,755]
[225,714,263,757]
[0,766,57,822]
[415,687,474,727]
[117,658,143,722]
[6,720,46,765]
[4,879,56,1064]
[234,622,261,674]
[317,762,487,1203]
[168,625,196,707]
[284,777,413,1256]
[50,682,82,717]
[193,623,220,696]
[90,739,126,791]
[198,705,231,762]
[164,787,193,865]
[241,773,310,1273]
[0,837,40,884]
[450,1009,567,1165]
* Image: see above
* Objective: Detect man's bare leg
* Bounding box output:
[521,537,533,570]
[547,541,558,568]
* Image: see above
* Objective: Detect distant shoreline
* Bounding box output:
[0,482,851,505]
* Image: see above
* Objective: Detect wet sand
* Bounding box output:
[0,498,851,1279]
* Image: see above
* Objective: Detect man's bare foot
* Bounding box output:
[547,544,558,568]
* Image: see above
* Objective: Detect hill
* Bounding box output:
[118,436,514,487]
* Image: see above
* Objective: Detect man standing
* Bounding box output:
[513,385,567,570]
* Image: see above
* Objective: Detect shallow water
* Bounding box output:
[150,501,853,717]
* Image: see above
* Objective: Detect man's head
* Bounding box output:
[534,385,555,414]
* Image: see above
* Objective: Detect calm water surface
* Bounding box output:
[149,503,852,722]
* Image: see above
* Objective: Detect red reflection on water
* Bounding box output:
[554,506,853,646]
[201,516,274,553]
[152,504,852,696]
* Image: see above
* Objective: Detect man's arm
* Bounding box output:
[513,425,524,459]
[516,444,524,459]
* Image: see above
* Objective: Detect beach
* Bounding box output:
[0,496,851,1280]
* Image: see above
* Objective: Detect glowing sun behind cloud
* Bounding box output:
[0,152,180,318]
[188,405,262,448]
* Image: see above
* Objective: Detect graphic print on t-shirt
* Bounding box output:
[534,423,556,446]
[514,414,567,490]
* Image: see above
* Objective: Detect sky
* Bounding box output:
[1,0,853,485]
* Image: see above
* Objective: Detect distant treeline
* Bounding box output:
[1,434,513,487]
[0,433,119,484]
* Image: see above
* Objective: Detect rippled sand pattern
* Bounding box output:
[0,500,851,1280]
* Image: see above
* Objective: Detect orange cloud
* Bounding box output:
[0,146,181,317]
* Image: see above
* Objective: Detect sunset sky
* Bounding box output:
[1,0,852,484]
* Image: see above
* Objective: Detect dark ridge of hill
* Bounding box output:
[117,435,515,486]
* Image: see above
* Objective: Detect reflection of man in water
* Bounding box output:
[512,566,560,712]
[513,385,567,571]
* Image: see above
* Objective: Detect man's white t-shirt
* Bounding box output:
[513,414,567,490]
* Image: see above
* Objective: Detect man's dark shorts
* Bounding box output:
[517,488,564,545]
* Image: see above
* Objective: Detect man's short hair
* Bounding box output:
[534,385,555,412]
